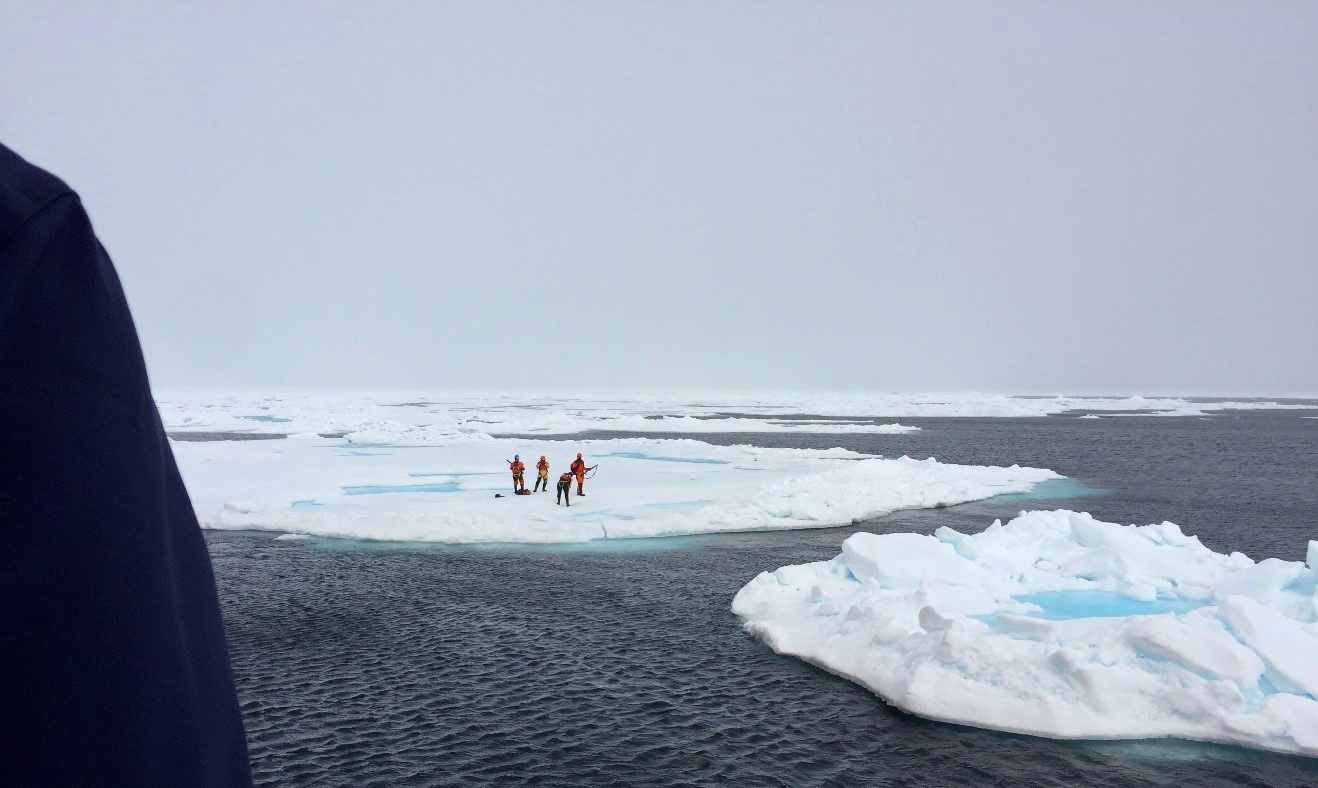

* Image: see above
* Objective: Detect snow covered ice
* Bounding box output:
[154,388,1313,440]
[160,389,1309,545]
[174,435,1058,543]
[732,510,1318,756]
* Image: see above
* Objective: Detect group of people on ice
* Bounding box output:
[506,452,597,506]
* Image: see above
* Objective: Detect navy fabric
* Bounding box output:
[0,143,252,787]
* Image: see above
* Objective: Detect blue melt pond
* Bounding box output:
[290,499,323,508]
[1014,591,1206,620]
[597,452,728,465]
[341,482,460,495]
[242,415,293,423]
[408,472,499,478]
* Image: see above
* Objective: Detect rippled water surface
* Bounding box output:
[209,411,1318,787]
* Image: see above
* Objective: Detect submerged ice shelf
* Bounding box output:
[732,510,1318,756]
[172,436,1060,543]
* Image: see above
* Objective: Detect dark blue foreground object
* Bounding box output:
[0,144,252,787]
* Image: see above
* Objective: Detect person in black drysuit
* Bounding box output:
[0,143,253,787]
[556,472,574,506]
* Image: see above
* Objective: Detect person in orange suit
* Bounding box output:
[507,455,526,492]
[569,452,596,496]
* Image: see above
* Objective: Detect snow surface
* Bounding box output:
[154,389,1316,441]
[732,510,1318,756]
[173,435,1059,543]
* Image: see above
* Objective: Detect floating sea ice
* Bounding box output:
[732,510,1318,756]
[154,388,1317,439]
[177,436,1060,543]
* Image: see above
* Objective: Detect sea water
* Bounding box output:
[208,409,1318,787]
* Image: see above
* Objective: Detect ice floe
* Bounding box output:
[732,510,1318,756]
[173,436,1058,543]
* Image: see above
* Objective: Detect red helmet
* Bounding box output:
[577,453,583,459]
[540,455,546,461]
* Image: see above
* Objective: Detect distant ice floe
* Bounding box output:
[153,389,1316,442]
[172,436,1059,543]
[732,510,1318,756]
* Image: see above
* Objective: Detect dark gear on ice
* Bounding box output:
[0,142,253,787]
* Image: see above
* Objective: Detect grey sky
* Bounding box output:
[2,1,1315,393]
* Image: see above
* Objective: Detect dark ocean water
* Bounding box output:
[207,411,1318,787]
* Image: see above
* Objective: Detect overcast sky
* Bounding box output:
[2,1,1314,393]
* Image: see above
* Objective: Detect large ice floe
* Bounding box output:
[732,510,1318,755]
[162,389,1311,544]
[175,435,1059,543]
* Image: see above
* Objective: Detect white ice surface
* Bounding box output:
[173,435,1059,543]
[732,510,1318,756]
[154,389,1315,441]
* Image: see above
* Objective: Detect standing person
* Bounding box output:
[556,471,574,506]
[507,455,526,492]
[533,456,550,492]
[569,452,596,496]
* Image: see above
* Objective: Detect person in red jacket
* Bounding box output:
[507,455,526,492]
[569,452,596,496]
